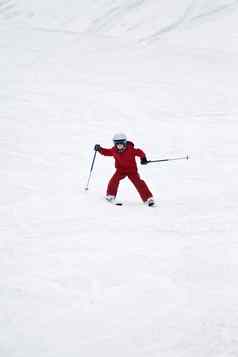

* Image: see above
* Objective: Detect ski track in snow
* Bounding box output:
[1,1,238,356]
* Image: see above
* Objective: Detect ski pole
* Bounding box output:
[147,155,189,164]
[85,150,97,191]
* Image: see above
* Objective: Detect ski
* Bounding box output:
[114,202,123,206]
[146,197,155,207]
[108,200,123,206]
[105,197,123,206]
[105,196,156,207]
[106,200,157,207]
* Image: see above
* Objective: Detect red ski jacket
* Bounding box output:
[98,141,146,173]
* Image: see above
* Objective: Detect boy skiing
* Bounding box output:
[94,133,155,206]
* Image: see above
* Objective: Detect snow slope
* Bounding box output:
[1,1,238,356]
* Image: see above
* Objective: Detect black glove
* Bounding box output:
[141,156,148,165]
[94,144,101,151]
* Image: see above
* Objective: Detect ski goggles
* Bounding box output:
[114,140,127,146]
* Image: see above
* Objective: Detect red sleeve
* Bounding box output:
[134,148,146,158]
[99,147,114,156]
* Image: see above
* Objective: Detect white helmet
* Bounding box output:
[112,133,127,145]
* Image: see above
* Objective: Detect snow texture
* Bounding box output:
[1,1,238,356]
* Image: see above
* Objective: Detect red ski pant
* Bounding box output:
[107,170,153,202]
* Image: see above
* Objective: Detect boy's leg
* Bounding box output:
[128,172,153,202]
[107,171,126,197]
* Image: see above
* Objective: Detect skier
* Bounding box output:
[94,133,155,206]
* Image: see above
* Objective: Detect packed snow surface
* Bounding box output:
[1,1,238,356]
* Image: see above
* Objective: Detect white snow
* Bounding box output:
[1,1,238,356]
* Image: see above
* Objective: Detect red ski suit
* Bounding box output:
[98,141,153,202]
